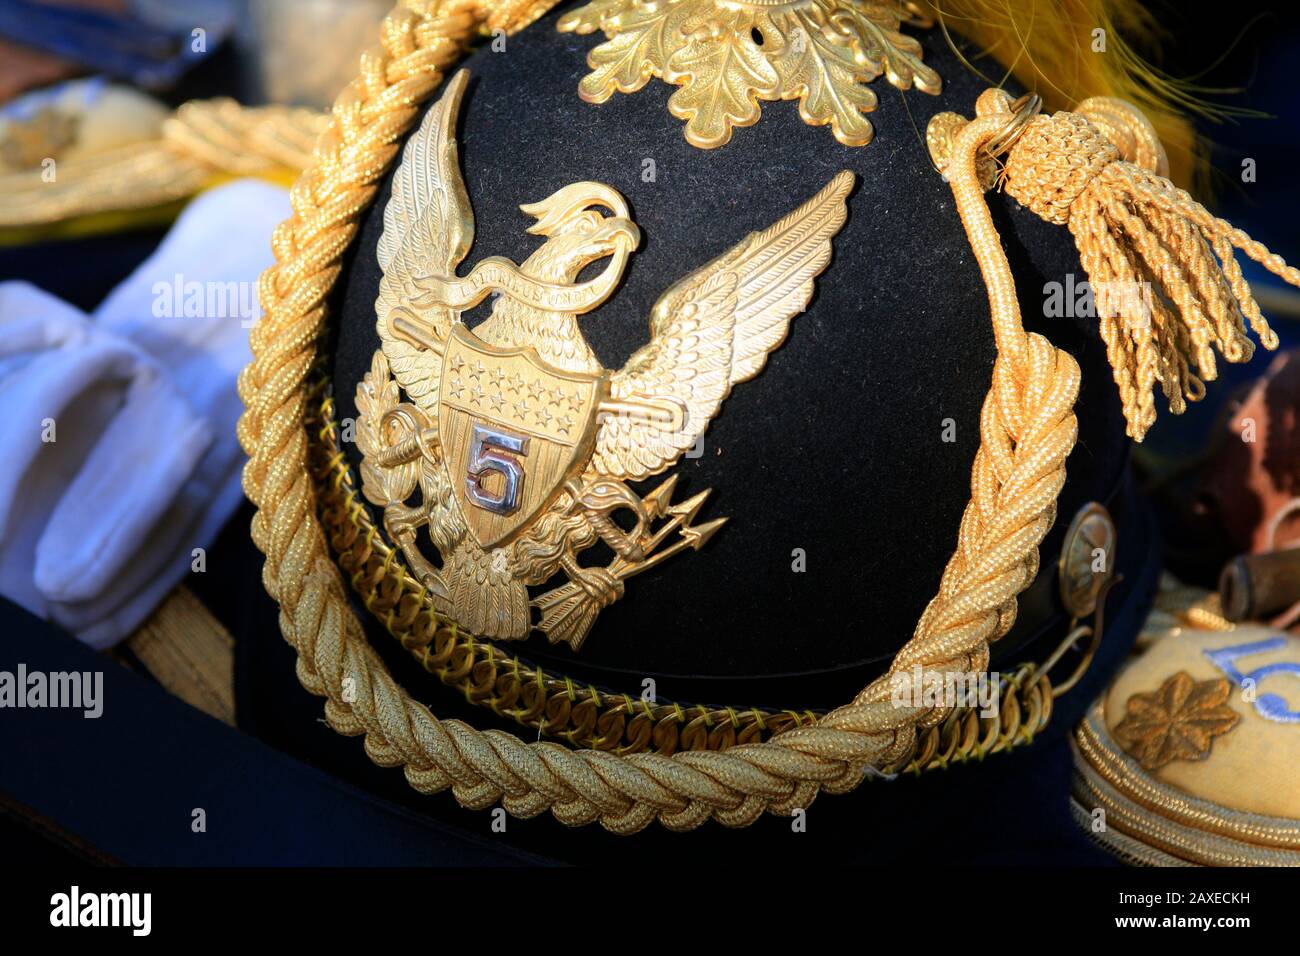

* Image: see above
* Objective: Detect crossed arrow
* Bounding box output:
[533,474,727,650]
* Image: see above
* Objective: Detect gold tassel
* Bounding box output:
[922,0,1205,189]
[973,90,1299,441]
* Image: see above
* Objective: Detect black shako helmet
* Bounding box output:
[236,0,1297,855]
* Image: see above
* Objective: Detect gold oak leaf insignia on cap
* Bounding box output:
[1113,671,1241,771]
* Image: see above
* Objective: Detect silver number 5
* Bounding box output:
[466,423,529,515]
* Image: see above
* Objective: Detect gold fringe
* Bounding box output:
[984,92,1299,440]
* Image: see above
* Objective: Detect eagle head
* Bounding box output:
[517,182,641,284]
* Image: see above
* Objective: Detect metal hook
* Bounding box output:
[1030,572,1122,699]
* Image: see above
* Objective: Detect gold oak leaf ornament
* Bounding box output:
[358,71,852,651]
[1113,672,1241,771]
[558,0,942,148]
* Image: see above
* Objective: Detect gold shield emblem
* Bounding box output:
[439,326,602,550]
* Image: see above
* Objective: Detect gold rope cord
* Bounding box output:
[239,0,1079,832]
[0,101,327,229]
[308,378,1056,761]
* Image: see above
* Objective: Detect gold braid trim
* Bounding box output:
[0,101,327,229]
[239,0,1078,832]
[308,377,1055,762]
[162,99,327,177]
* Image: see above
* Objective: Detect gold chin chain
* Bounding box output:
[239,1,1299,833]
[310,376,1064,766]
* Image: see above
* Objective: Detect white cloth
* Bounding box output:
[0,179,291,647]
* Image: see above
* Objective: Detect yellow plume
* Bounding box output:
[921,0,1216,189]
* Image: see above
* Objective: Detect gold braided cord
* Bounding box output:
[307,379,1057,761]
[0,0,554,233]
[162,99,327,176]
[0,143,206,229]
[0,102,326,230]
[238,0,1078,832]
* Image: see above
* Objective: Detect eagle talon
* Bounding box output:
[383,503,425,539]
[566,561,624,609]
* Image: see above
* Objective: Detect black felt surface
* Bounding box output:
[330,7,1128,684]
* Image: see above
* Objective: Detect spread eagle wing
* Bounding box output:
[374,69,474,414]
[590,170,853,481]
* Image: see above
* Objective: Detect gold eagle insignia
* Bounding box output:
[357,69,852,651]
